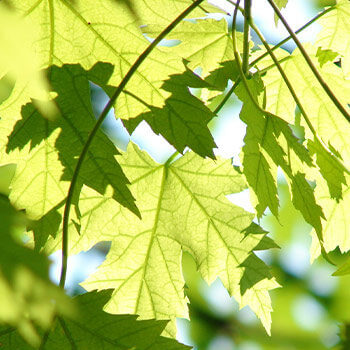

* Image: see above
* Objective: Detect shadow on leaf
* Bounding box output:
[6,63,139,221]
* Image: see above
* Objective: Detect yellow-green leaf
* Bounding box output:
[81,143,279,336]
[1,64,138,247]
[0,290,189,349]
[1,0,217,157]
[0,195,72,347]
[315,0,350,76]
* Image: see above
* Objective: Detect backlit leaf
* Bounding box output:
[0,195,72,347]
[0,290,189,349]
[81,143,279,336]
[315,0,350,75]
[235,74,324,237]
[1,0,218,157]
[1,64,138,250]
[274,0,289,25]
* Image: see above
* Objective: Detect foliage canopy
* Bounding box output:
[1,0,350,349]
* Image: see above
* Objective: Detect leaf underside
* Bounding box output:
[2,0,350,347]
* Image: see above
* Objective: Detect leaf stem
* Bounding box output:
[249,5,334,67]
[59,0,206,289]
[58,317,77,349]
[165,151,180,166]
[242,0,252,74]
[249,21,315,131]
[213,1,335,127]
[267,0,350,124]
[227,0,334,68]
[213,79,241,115]
[193,0,330,131]
[231,0,278,119]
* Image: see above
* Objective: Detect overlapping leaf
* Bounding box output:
[0,194,72,347]
[315,0,350,76]
[77,143,279,336]
[333,256,350,276]
[0,290,189,349]
[254,45,350,163]
[309,173,350,260]
[254,44,350,252]
[254,45,350,186]
[142,18,246,100]
[316,47,339,67]
[143,18,237,76]
[1,0,219,158]
[119,67,217,158]
[235,74,325,237]
[1,64,138,249]
[0,4,55,117]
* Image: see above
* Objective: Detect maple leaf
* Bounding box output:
[258,45,350,164]
[79,143,279,336]
[309,172,350,261]
[0,290,189,349]
[142,18,246,101]
[1,64,138,241]
[142,18,239,77]
[120,67,217,158]
[235,74,325,237]
[0,0,218,158]
[0,4,55,117]
[0,195,72,347]
[274,0,289,25]
[315,0,350,76]
[254,44,350,261]
[255,45,349,205]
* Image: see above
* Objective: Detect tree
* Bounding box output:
[0,0,350,348]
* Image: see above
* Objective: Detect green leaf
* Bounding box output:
[0,194,72,347]
[235,74,324,236]
[0,4,56,117]
[2,64,139,248]
[310,175,350,260]
[256,45,350,257]
[257,44,350,166]
[251,47,294,123]
[333,256,350,276]
[316,47,339,67]
[142,18,239,76]
[255,45,350,153]
[274,0,289,25]
[1,0,217,158]
[80,143,279,336]
[315,0,350,75]
[308,138,347,201]
[142,18,245,101]
[0,290,189,349]
[120,66,217,158]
